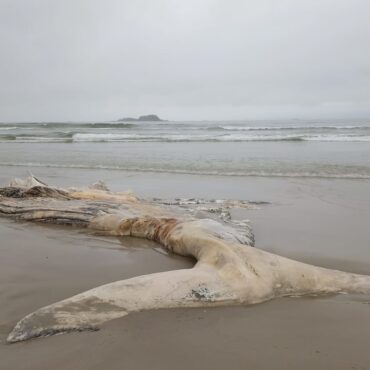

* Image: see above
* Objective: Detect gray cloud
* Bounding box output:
[0,0,369,121]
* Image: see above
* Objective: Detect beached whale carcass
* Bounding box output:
[1,176,370,343]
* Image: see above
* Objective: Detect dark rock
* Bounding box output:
[117,114,164,122]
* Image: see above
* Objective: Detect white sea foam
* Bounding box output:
[305,135,370,142]
[72,133,202,142]
[1,132,370,143]
[1,161,369,179]
[216,134,304,141]
[70,132,370,143]
[72,133,145,142]
[0,127,18,130]
[219,125,370,131]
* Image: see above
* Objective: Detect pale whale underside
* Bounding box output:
[1,176,369,343]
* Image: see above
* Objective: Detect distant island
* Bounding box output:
[117,114,165,122]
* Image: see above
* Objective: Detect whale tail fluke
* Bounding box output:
[7,266,233,343]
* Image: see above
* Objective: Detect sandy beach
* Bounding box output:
[2,1,370,368]
[1,167,370,370]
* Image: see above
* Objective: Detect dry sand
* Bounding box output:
[1,169,370,370]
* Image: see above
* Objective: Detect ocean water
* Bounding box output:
[1,119,370,179]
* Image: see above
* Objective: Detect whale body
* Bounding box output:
[1,177,369,343]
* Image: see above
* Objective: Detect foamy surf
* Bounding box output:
[2,132,370,142]
[1,119,370,180]
[1,161,370,179]
[1,119,370,143]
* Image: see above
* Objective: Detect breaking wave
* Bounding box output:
[1,120,369,181]
[1,120,370,142]
[216,125,370,131]
[1,133,370,143]
[71,133,309,142]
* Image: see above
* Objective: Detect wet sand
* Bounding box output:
[1,167,370,370]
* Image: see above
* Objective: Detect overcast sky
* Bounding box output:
[0,0,369,121]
